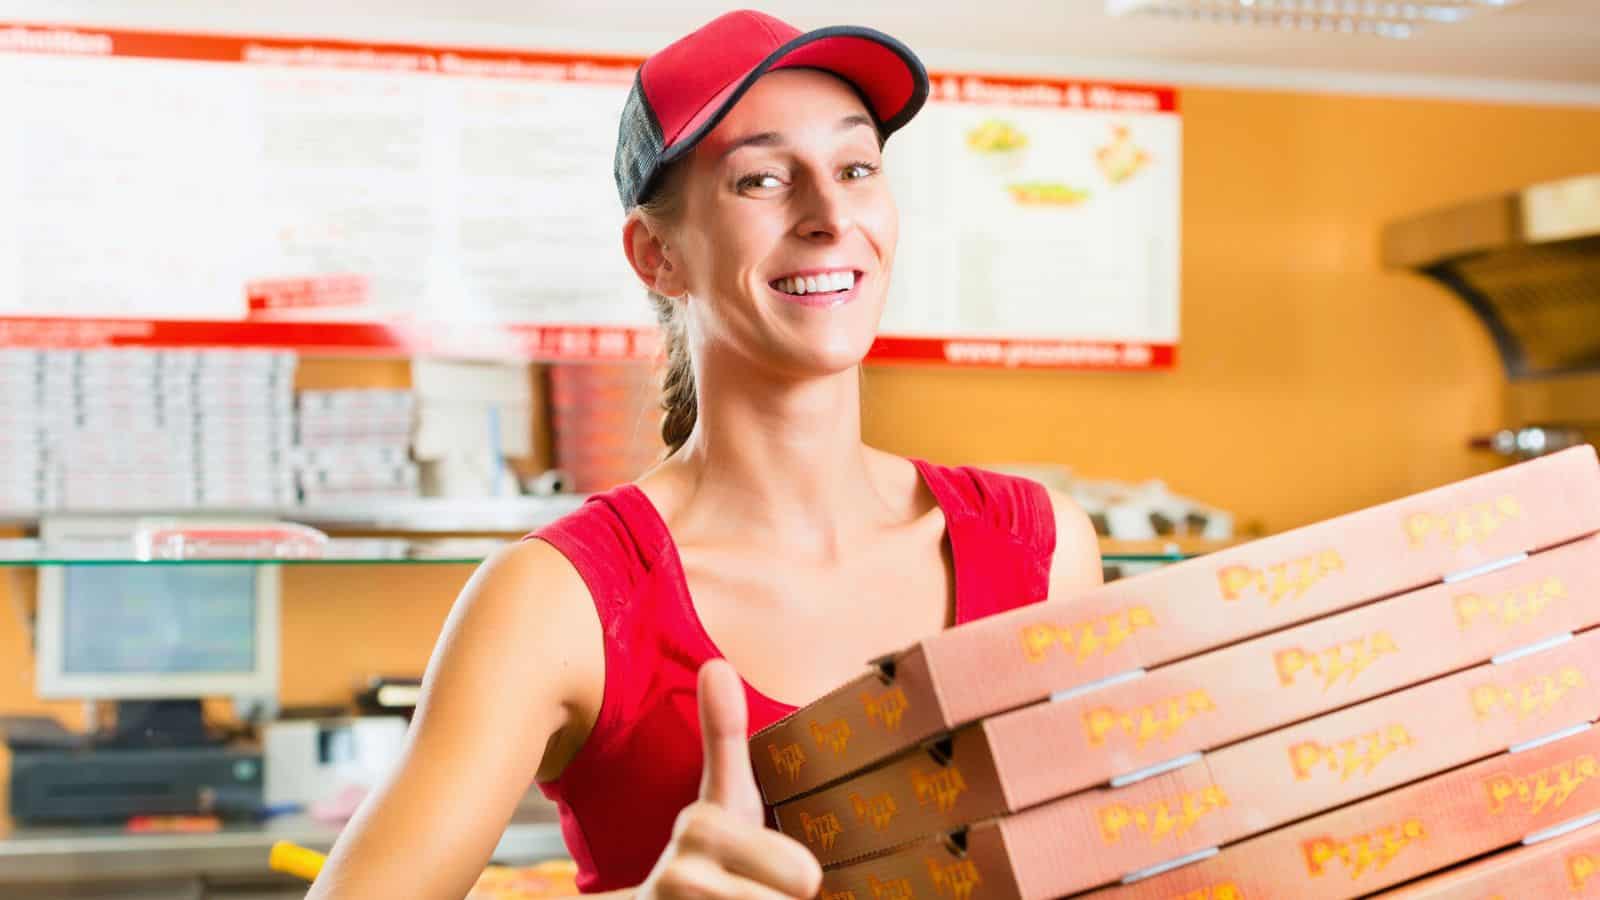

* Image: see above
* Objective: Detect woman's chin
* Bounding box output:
[773,329,876,375]
[765,299,882,371]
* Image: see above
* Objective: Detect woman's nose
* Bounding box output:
[792,175,852,242]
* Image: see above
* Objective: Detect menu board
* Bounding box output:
[0,23,1180,369]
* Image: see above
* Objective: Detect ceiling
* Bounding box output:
[7,0,1600,103]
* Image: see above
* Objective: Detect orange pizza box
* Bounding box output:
[1371,817,1600,899]
[1076,717,1600,899]
[777,534,1600,864]
[809,624,1600,888]
[754,447,1600,804]
[822,720,1600,900]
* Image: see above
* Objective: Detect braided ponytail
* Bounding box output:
[649,288,696,453]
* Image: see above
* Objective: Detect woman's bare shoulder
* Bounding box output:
[453,538,601,664]
[1041,486,1104,597]
[428,538,605,752]
[475,536,584,591]
[451,537,587,617]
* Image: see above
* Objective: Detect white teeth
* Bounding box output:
[773,271,856,295]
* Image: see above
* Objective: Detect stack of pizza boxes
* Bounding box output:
[750,445,1600,900]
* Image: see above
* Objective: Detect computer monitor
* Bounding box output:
[33,517,280,744]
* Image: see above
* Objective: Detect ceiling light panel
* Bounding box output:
[1107,0,1525,39]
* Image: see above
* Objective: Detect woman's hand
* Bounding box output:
[637,660,824,900]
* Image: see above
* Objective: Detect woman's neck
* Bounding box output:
[660,361,908,562]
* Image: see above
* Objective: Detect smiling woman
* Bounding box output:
[305,10,1102,900]
[629,71,900,449]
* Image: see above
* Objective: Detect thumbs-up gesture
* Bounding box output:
[638,659,824,900]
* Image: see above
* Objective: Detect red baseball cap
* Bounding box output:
[614,10,929,210]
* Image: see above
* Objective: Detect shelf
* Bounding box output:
[1100,552,1194,563]
[0,537,1192,567]
[1098,536,1239,558]
[0,495,1225,565]
[0,807,565,884]
[0,537,509,566]
[0,494,587,534]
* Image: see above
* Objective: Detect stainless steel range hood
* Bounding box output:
[1383,174,1600,378]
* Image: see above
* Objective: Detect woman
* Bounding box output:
[310,10,1101,899]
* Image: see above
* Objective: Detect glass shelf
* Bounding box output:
[0,537,508,566]
[0,495,588,534]
[1102,552,1193,563]
[0,495,1225,566]
[0,538,1192,567]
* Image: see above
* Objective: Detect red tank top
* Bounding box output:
[527,459,1056,892]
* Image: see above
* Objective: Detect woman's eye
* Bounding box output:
[738,172,784,191]
[842,162,880,181]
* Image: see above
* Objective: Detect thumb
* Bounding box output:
[697,658,764,823]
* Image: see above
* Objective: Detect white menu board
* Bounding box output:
[0,23,1179,368]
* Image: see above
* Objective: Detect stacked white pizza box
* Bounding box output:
[0,349,295,512]
[0,350,53,512]
[293,389,419,506]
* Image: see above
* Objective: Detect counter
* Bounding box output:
[0,806,566,895]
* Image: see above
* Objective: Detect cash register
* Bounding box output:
[2,517,277,823]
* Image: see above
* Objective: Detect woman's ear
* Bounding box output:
[622,215,688,298]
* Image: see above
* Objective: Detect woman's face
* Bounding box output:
[660,67,898,379]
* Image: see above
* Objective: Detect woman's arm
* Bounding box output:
[305,540,822,900]
[307,539,604,899]
[1046,487,1105,599]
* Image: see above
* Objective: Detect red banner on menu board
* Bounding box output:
[0,318,1175,370]
[0,23,1181,369]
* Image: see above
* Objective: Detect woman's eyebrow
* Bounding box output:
[717,114,878,161]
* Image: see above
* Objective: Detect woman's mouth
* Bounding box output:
[768,270,860,308]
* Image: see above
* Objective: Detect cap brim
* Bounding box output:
[656,25,930,170]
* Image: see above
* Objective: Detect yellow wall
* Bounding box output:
[868,87,1600,535]
[4,88,1600,804]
